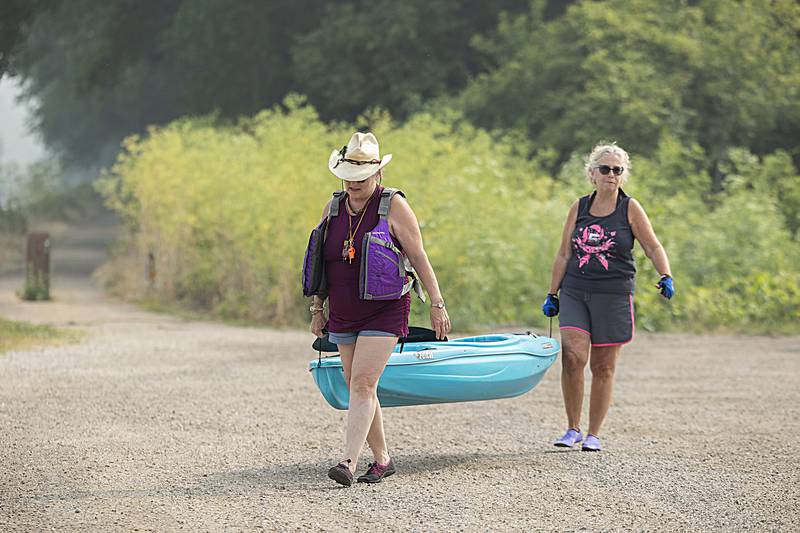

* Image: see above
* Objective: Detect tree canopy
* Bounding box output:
[5,0,530,167]
[3,0,799,187]
[459,0,800,185]
[4,0,798,331]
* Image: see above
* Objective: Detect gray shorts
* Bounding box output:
[327,330,397,345]
[559,288,634,347]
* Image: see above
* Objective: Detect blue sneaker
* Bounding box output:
[581,434,601,452]
[554,428,583,448]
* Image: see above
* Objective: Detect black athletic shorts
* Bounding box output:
[558,287,634,347]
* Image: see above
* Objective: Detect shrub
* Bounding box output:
[98,99,800,333]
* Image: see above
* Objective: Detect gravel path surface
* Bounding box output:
[1,216,798,531]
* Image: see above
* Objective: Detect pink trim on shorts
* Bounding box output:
[560,325,591,337]
[591,293,635,347]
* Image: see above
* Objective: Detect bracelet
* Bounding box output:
[310,305,325,314]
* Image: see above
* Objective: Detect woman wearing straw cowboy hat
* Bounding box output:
[308,132,451,486]
[542,143,674,452]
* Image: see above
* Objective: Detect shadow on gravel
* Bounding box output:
[394,452,527,474]
[197,451,549,493]
[203,461,334,492]
[19,450,581,505]
[542,448,584,454]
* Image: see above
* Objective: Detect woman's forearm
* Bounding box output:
[548,255,569,294]
[408,251,443,303]
[647,244,671,277]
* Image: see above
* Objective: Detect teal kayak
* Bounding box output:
[308,333,559,410]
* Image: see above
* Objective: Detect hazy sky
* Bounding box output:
[0,75,48,167]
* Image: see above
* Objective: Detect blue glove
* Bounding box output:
[656,275,675,299]
[542,293,559,317]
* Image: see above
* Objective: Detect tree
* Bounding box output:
[457,0,800,184]
[8,0,567,167]
[160,0,327,117]
[291,0,528,121]
[0,0,44,76]
[11,0,328,169]
[683,0,800,190]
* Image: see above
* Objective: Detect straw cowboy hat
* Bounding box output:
[328,132,392,181]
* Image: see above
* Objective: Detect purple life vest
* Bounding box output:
[302,188,423,302]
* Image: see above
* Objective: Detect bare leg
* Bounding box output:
[338,343,390,465]
[364,393,389,464]
[560,329,591,430]
[587,345,621,436]
[341,336,396,471]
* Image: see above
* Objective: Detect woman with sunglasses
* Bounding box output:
[309,132,451,486]
[541,143,674,452]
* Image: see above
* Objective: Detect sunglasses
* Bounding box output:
[596,165,624,176]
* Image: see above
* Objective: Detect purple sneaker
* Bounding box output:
[581,434,601,452]
[357,458,396,484]
[554,428,583,448]
[328,460,354,487]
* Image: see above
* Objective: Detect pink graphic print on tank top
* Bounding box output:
[573,224,616,270]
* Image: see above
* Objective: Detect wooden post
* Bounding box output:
[146,250,156,287]
[25,233,50,300]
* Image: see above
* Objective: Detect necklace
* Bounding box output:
[347,198,365,216]
[342,193,374,263]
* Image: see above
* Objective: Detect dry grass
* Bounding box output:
[0,317,83,353]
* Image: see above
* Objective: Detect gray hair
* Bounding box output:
[584,143,631,185]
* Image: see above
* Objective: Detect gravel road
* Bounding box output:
[1,215,798,531]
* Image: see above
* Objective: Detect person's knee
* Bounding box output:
[562,349,588,374]
[350,375,378,396]
[590,361,616,380]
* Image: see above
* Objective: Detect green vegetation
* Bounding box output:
[0,159,106,227]
[3,0,529,168]
[0,317,82,353]
[98,100,800,333]
[460,0,800,184]
[3,0,799,332]
[19,270,49,301]
[4,0,798,175]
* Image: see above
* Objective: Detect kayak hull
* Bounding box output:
[309,334,559,409]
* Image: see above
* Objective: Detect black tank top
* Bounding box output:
[562,190,636,293]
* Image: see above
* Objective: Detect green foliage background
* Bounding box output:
[98,99,800,332]
[4,0,800,332]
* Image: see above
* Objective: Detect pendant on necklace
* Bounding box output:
[342,239,350,262]
[342,240,356,263]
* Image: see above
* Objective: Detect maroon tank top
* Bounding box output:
[324,185,410,336]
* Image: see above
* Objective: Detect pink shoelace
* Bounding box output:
[366,462,389,476]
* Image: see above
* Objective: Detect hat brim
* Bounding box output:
[328,152,392,181]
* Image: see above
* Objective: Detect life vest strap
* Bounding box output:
[328,190,347,219]
[378,188,405,219]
